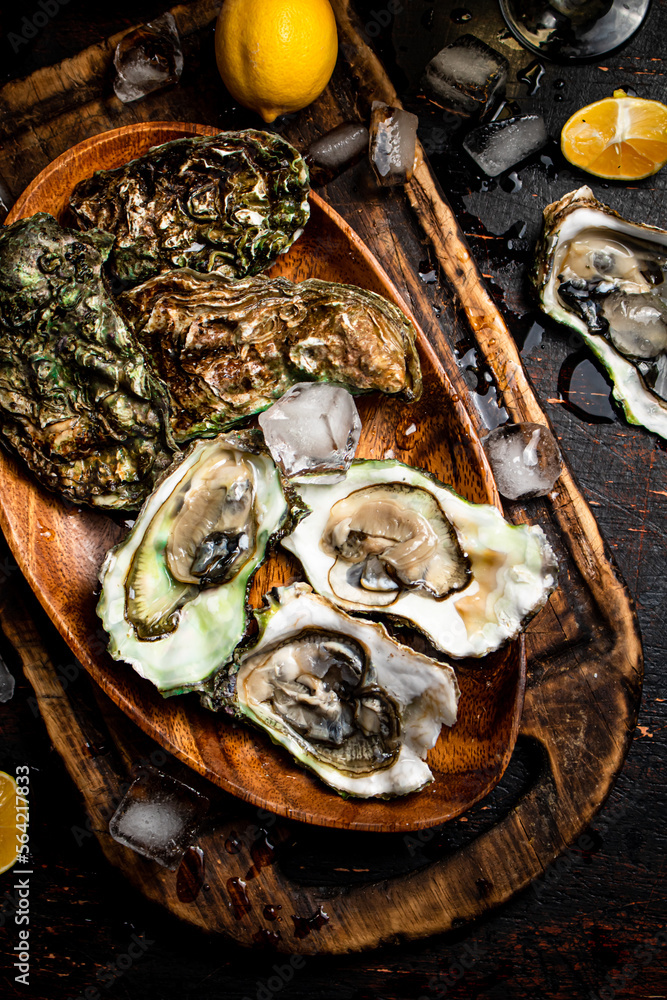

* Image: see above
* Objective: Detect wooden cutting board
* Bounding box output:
[0,0,642,951]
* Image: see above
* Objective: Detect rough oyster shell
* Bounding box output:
[98,430,302,696]
[282,460,558,658]
[0,213,173,509]
[534,186,667,439]
[69,130,310,285]
[119,268,422,443]
[232,583,460,798]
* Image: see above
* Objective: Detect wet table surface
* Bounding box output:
[0,1,665,998]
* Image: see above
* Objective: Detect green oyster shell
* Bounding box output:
[69,130,310,285]
[119,268,423,443]
[0,213,173,509]
[282,459,558,658]
[534,186,667,439]
[98,430,305,698]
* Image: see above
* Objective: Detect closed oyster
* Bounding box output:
[282,460,557,658]
[232,584,460,798]
[0,213,173,509]
[70,130,310,285]
[535,186,667,439]
[98,431,300,695]
[119,269,422,442]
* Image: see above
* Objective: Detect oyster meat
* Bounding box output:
[282,460,557,658]
[119,269,422,442]
[98,431,299,695]
[535,186,667,439]
[0,213,173,509]
[70,130,310,285]
[233,584,460,797]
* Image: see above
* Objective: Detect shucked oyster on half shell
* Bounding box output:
[119,269,422,443]
[69,130,310,286]
[232,584,460,798]
[282,460,557,658]
[98,430,301,696]
[0,213,173,510]
[535,186,667,439]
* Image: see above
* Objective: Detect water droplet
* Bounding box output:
[499,171,522,193]
[558,354,617,423]
[177,846,205,904]
[225,833,242,855]
[291,905,330,939]
[226,877,252,919]
[245,829,277,881]
[252,928,282,947]
[264,904,282,921]
[517,60,545,96]
[519,320,544,356]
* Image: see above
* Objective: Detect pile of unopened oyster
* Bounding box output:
[0,131,559,798]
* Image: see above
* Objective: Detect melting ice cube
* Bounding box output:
[369,102,419,186]
[483,422,562,500]
[0,656,15,703]
[258,383,361,482]
[307,123,369,184]
[113,13,183,105]
[109,766,209,870]
[463,115,548,177]
[421,34,508,118]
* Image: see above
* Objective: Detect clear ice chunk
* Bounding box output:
[421,34,509,118]
[463,115,548,177]
[113,13,183,105]
[369,101,419,186]
[0,657,15,703]
[258,382,361,483]
[109,765,209,870]
[483,422,562,500]
[307,124,369,181]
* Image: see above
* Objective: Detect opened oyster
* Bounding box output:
[119,269,422,442]
[233,584,460,797]
[98,431,299,695]
[535,186,667,439]
[0,213,173,509]
[282,460,557,658]
[69,130,310,285]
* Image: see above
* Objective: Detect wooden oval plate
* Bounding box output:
[1,122,525,832]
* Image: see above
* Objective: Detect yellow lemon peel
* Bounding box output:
[215,0,338,123]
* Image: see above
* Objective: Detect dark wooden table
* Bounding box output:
[0,1,665,998]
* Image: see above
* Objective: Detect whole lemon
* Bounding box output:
[215,0,338,123]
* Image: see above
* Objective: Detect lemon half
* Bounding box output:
[561,89,667,181]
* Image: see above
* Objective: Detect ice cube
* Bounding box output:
[258,383,361,482]
[307,124,369,184]
[113,13,183,105]
[109,765,209,870]
[0,656,15,703]
[369,102,419,186]
[421,35,509,118]
[483,422,562,500]
[463,115,548,177]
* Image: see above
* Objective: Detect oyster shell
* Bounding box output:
[535,186,667,439]
[98,430,300,695]
[119,268,422,443]
[233,584,460,798]
[69,130,310,286]
[282,460,557,658]
[0,213,173,509]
